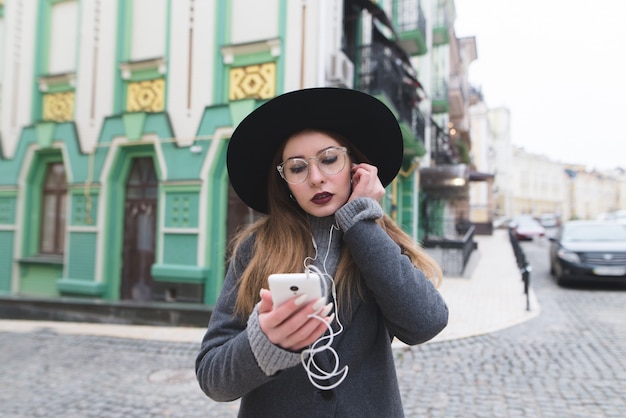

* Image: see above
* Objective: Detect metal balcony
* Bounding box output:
[395,0,428,56]
[351,42,426,150]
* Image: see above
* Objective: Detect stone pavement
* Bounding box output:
[0,229,539,345]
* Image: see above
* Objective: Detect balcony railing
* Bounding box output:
[352,42,426,143]
[395,0,427,55]
[396,0,426,39]
[430,118,458,165]
[423,224,477,277]
[414,108,426,142]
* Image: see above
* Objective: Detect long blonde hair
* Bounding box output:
[230,131,443,318]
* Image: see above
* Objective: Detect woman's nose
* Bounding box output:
[308,162,325,184]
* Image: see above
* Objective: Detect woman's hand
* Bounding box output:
[257,289,334,352]
[349,163,386,202]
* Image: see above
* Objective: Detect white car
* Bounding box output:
[539,213,559,228]
[601,210,626,225]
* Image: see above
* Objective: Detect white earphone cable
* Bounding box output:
[300,223,348,390]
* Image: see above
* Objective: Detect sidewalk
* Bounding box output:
[425,228,540,344]
[0,229,539,344]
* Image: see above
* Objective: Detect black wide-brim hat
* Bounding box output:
[227,88,404,214]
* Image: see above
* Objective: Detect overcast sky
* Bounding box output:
[454,0,626,171]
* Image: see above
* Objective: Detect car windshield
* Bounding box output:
[562,223,626,242]
[611,212,626,222]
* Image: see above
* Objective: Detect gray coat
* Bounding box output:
[196,198,449,417]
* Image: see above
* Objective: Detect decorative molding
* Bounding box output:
[119,57,166,80]
[35,121,57,146]
[38,72,76,92]
[121,111,147,140]
[221,38,281,64]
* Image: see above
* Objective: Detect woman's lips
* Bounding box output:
[311,192,333,204]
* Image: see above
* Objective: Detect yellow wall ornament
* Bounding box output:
[127,78,165,112]
[229,63,276,101]
[43,92,75,122]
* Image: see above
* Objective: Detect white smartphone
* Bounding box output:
[268,272,325,307]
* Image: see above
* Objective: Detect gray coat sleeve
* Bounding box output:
[194,236,300,401]
[336,198,449,345]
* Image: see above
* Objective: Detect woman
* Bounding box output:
[196,88,448,417]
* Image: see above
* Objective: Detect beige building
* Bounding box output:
[565,167,620,220]
[512,147,568,218]
[506,148,622,222]
[468,100,513,223]
[605,168,626,212]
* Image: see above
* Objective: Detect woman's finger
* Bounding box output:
[280,305,334,350]
[350,164,385,201]
[260,297,330,349]
[257,289,273,314]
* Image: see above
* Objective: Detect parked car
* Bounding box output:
[509,216,546,241]
[549,220,626,285]
[539,213,559,228]
[599,210,626,225]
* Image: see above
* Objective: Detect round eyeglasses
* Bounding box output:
[277,146,348,184]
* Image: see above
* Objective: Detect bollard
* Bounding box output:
[521,264,532,311]
[510,228,532,312]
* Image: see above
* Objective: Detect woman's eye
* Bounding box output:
[321,155,338,165]
[289,164,307,174]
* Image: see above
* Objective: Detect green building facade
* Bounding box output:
[0,0,435,307]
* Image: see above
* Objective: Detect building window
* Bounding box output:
[40,162,67,255]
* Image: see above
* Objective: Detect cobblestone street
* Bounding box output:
[1,240,625,417]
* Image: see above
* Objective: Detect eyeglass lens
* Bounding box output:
[281,147,346,184]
